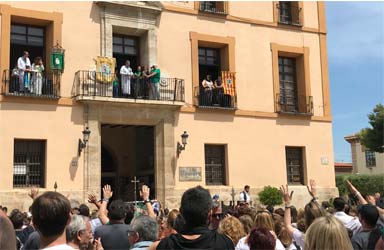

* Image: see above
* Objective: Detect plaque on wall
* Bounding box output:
[179,167,202,181]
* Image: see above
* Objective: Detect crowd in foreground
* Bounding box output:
[0,179,383,250]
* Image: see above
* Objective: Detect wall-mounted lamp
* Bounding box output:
[177,131,189,157]
[78,127,91,156]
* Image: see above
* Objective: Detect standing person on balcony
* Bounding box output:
[201,75,214,106]
[17,51,31,93]
[213,76,224,106]
[120,60,133,97]
[31,57,45,95]
[134,66,143,98]
[146,65,161,100]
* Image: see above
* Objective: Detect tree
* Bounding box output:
[258,186,283,207]
[359,104,384,153]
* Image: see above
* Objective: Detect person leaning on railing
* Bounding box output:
[201,74,214,106]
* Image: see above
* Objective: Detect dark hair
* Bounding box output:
[180,186,212,228]
[79,204,90,217]
[108,200,127,221]
[31,191,71,237]
[9,209,24,229]
[247,227,276,250]
[125,203,135,224]
[174,214,186,233]
[333,197,346,212]
[274,208,285,217]
[290,206,298,223]
[0,212,17,250]
[244,185,250,189]
[2,207,7,213]
[358,204,379,227]
[266,205,274,214]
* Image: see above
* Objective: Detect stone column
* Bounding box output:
[147,29,157,65]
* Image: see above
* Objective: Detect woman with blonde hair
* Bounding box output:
[304,214,352,250]
[253,211,275,234]
[218,215,246,246]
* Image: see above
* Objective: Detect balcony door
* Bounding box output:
[198,47,221,83]
[113,34,140,75]
[10,24,45,69]
[279,57,298,112]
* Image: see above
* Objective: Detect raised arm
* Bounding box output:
[307,179,320,204]
[99,185,113,225]
[28,187,39,200]
[346,180,368,205]
[280,185,295,237]
[140,185,156,219]
[88,193,102,209]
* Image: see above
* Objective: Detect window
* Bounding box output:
[199,47,221,82]
[13,140,46,188]
[279,57,298,113]
[10,24,45,69]
[199,1,227,15]
[286,147,304,185]
[113,34,139,71]
[205,145,226,185]
[278,1,301,25]
[365,150,376,167]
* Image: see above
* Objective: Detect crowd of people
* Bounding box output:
[10,51,45,95]
[115,60,161,100]
[0,179,383,250]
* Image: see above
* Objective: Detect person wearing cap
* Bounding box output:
[352,204,381,249]
[146,64,161,100]
[333,197,362,235]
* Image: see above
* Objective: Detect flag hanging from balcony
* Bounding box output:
[222,71,236,96]
[95,56,116,83]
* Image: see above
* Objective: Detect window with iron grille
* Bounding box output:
[199,2,227,14]
[286,147,304,185]
[205,145,226,185]
[13,140,46,188]
[365,150,376,167]
[278,1,301,25]
[279,57,298,112]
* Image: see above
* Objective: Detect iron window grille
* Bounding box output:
[13,140,46,188]
[199,1,227,15]
[205,145,226,185]
[279,57,298,113]
[365,150,376,167]
[286,147,304,185]
[278,1,301,26]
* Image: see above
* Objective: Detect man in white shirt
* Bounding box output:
[239,185,252,206]
[333,197,361,235]
[17,51,31,92]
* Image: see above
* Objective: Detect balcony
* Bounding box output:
[199,1,228,15]
[275,93,313,116]
[194,71,236,110]
[73,70,185,105]
[1,69,60,99]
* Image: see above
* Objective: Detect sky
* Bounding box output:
[326,2,384,163]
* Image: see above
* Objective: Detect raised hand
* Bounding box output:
[28,187,39,200]
[140,185,150,200]
[88,193,97,204]
[280,185,294,205]
[93,237,104,250]
[307,179,317,198]
[102,185,113,200]
[346,180,359,194]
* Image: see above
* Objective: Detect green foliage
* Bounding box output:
[336,174,384,196]
[258,186,283,207]
[359,104,384,153]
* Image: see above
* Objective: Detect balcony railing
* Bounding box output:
[199,1,228,15]
[276,93,313,115]
[194,71,236,110]
[277,3,302,26]
[73,70,185,102]
[2,69,60,98]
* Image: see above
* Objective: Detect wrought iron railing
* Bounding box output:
[2,69,60,98]
[276,93,313,115]
[277,2,302,26]
[199,1,228,15]
[73,70,185,102]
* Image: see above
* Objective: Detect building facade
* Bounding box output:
[0,1,337,210]
[345,134,384,175]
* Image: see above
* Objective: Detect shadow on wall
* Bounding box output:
[70,104,84,125]
[0,100,58,111]
[90,2,101,24]
[275,116,311,126]
[69,156,79,181]
[193,111,235,122]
